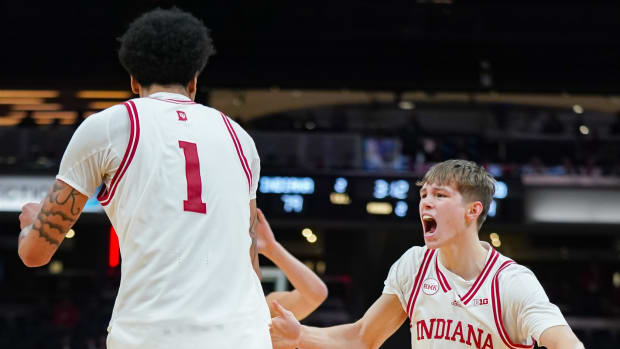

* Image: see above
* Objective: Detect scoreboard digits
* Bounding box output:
[258,175,511,221]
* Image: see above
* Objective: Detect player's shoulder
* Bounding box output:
[77,103,128,132]
[495,259,539,288]
[405,245,429,259]
[216,110,254,142]
[86,103,128,121]
[395,245,430,269]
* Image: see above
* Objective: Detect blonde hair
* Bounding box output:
[416,159,496,229]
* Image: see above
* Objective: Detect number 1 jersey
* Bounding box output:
[56,92,271,348]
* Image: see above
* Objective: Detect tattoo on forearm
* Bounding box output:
[35,226,61,246]
[250,214,258,265]
[32,183,84,246]
[249,213,258,265]
[52,182,82,216]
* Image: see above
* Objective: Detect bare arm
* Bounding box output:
[18,179,88,267]
[271,293,406,349]
[249,199,261,279]
[538,325,584,349]
[258,209,328,320]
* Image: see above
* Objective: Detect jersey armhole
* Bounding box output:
[405,248,435,327]
[220,112,252,193]
[491,261,536,349]
[97,101,141,206]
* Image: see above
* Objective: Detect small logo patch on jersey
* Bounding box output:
[177,110,187,121]
[422,278,439,295]
[472,298,489,306]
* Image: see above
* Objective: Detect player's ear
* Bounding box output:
[187,75,198,100]
[465,201,483,224]
[130,75,141,95]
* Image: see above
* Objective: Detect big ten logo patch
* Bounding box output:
[177,110,187,121]
[422,278,439,295]
[472,298,489,306]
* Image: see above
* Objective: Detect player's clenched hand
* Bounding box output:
[256,209,277,257]
[270,300,301,349]
[19,202,41,229]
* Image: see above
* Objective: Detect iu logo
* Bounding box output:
[177,110,187,121]
[422,278,439,295]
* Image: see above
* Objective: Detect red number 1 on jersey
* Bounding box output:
[178,140,207,214]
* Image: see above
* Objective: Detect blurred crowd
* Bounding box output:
[3,107,620,178]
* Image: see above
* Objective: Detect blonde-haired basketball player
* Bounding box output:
[256,209,328,320]
[270,159,583,349]
[17,8,272,349]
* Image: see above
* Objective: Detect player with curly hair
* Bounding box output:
[18,8,272,349]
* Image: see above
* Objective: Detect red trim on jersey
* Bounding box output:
[147,97,197,104]
[435,254,451,292]
[407,249,436,321]
[220,113,252,192]
[97,101,140,206]
[166,98,196,103]
[406,249,431,318]
[491,261,536,349]
[222,114,253,186]
[461,249,499,305]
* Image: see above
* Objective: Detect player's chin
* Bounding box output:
[424,240,441,250]
[423,234,441,249]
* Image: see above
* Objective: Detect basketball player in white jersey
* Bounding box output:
[256,208,328,320]
[17,8,272,349]
[270,159,584,349]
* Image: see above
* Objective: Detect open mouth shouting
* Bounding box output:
[422,214,437,236]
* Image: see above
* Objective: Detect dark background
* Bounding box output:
[1,1,620,93]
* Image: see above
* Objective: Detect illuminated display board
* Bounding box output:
[0,175,519,222]
[257,175,520,222]
[0,176,103,213]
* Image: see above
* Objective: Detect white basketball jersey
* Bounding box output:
[384,244,567,349]
[96,93,271,348]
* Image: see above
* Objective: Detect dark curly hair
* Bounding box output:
[118,8,215,86]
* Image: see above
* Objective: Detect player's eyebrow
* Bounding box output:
[420,185,452,194]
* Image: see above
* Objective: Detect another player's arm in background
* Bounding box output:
[270,293,407,349]
[249,198,261,279]
[539,326,584,349]
[18,179,89,267]
[257,209,328,320]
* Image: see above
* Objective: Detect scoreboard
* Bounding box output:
[0,174,518,224]
[257,174,517,223]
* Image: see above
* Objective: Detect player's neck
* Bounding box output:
[140,84,192,99]
[438,232,488,281]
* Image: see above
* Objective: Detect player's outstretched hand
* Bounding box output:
[19,202,41,229]
[270,300,301,349]
[256,208,277,257]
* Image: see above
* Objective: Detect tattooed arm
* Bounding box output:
[249,198,261,279]
[18,179,89,267]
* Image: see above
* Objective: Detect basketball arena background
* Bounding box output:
[1,1,620,348]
